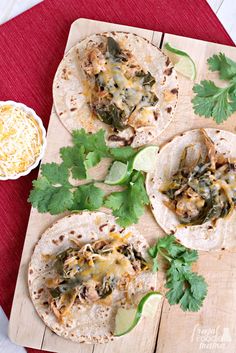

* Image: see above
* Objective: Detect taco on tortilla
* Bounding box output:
[53,32,178,147]
[28,212,156,343]
[146,128,236,251]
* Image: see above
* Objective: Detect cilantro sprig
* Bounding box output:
[29,163,104,215]
[105,171,149,227]
[72,129,136,167]
[192,52,236,123]
[148,235,208,312]
[29,129,148,225]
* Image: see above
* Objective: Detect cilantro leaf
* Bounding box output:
[193,80,220,97]
[32,176,50,190]
[230,87,236,112]
[164,257,207,311]
[28,165,73,214]
[29,180,104,214]
[208,53,236,81]
[180,249,198,264]
[29,128,142,225]
[104,172,149,227]
[156,235,175,251]
[166,262,184,281]
[148,235,175,268]
[105,191,131,227]
[148,244,159,258]
[28,177,73,214]
[28,183,57,213]
[192,52,236,123]
[179,288,201,311]
[165,279,184,304]
[71,184,105,211]
[192,80,236,123]
[110,147,136,162]
[60,145,87,180]
[72,129,108,153]
[152,257,159,272]
[72,128,137,166]
[179,275,207,312]
[72,129,109,167]
[165,262,207,311]
[166,243,186,258]
[186,272,207,299]
[48,187,74,215]
[148,235,208,312]
[41,163,71,186]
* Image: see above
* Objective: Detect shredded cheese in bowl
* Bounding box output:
[0,101,46,180]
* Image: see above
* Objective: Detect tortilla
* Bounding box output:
[28,211,156,343]
[146,128,236,251]
[53,31,178,148]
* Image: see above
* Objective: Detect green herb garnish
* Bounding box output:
[104,171,149,227]
[29,129,149,226]
[192,52,236,123]
[70,184,105,211]
[60,145,87,179]
[148,235,208,312]
[29,176,104,215]
[72,129,110,167]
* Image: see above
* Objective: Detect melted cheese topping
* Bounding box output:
[64,234,134,281]
[79,250,135,282]
[0,105,43,177]
[98,60,153,119]
[49,234,148,321]
[81,42,158,129]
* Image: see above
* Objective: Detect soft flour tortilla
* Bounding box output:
[28,211,156,343]
[53,31,178,148]
[146,128,236,251]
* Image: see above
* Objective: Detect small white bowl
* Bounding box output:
[0,101,47,181]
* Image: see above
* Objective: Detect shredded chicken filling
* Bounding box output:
[161,129,236,225]
[46,237,149,321]
[81,37,158,130]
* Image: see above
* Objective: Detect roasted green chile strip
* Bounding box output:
[161,129,236,225]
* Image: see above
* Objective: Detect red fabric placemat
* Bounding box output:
[0,0,234,352]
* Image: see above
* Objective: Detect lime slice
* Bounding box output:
[164,42,196,80]
[141,292,162,318]
[114,291,162,336]
[105,161,130,185]
[114,308,137,337]
[132,146,159,173]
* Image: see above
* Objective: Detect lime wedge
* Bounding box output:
[114,308,137,337]
[132,146,159,173]
[114,291,162,336]
[164,42,197,80]
[105,161,130,185]
[141,292,162,318]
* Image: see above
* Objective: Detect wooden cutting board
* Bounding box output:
[9,18,236,353]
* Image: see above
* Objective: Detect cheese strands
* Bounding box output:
[0,104,43,178]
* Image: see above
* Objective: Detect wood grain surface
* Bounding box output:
[9,18,236,353]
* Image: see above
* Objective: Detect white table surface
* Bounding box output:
[0,0,43,25]
[0,0,235,43]
[208,0,236,43]
[0,307,26,353]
